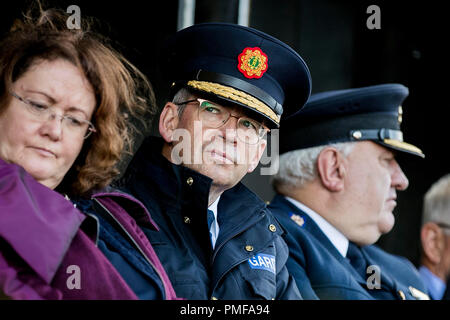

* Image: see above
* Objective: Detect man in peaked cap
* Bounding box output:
[268,83,430,300]
[115,23,311,299]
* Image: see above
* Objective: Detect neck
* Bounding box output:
[283,182,328,215]
[161,142,172,162]
[283,182,347,232]
[208,185,224,207]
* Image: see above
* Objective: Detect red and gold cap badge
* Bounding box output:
[237,47,268,79]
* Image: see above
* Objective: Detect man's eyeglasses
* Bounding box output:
[437,222,450,232]
[10,91,96,139]
[175,98,269,145]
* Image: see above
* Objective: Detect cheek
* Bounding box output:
[60,137,85,167]
[359,165,390,202]
[0,113,36,161]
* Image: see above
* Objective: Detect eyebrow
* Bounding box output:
[25,89,56,104]
[24,89,90,118]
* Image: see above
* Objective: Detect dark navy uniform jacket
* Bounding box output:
[118,137,301,300]
[268,194,429,300]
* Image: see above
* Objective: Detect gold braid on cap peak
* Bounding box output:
[187,80,280,124]
[383,138,424,156]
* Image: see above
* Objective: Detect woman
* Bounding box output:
[0,5,177,299]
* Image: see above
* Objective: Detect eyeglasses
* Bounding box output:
[10,91,96,139]
[175,98,269,145]
[437,222,450,231]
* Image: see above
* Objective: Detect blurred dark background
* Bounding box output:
[1,0,447,267]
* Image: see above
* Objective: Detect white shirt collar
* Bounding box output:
[208,196,221,249]
[285,196,349,258]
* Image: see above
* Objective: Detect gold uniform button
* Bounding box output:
[269,224,277,232]
[183,216,191,224]
[398,290,406,300]
[245,245,254,252]
[186,177,194,186]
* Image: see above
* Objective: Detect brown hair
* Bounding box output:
[0,3,156,196]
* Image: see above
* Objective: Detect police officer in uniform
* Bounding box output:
[118,23,311,299]
[269,84,430,300]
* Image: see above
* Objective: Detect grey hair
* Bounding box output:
[172,87,194,116]
[422,174,450,225]
[271,141,356,193]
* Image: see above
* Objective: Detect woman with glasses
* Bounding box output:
[0,5,176,299]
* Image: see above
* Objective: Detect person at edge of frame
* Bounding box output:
[418,174,450,300]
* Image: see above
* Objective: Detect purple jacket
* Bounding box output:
[89,190,179,300]
[0,158,139,299]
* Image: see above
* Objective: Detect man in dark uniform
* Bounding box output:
[269,83,430,300]
[118,23,311,299]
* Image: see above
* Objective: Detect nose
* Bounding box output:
[39,113,63,141]
[219,114,239,144]
[391,160,409,191]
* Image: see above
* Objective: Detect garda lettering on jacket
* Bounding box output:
[248,253,276,274]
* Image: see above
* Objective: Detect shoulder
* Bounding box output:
[364,245,423,283]
[364,245,416,269]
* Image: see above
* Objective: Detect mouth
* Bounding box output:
[210,150,234,164]
[386,197,397,209]
[30,146,56,158]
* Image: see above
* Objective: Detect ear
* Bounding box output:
[316,147,345,192]
[247,138,267,173]
[421,222,445,264]
[159,102,180,143]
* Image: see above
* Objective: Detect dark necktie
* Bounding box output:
[207,209,215,246]
[346,242,367,278]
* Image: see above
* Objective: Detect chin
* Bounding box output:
[378,211,395,234]
[21,161,57,182]
[211,167,244,188]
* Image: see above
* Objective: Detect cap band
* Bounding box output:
[195,70,283,115]
[187,80,280,125]
[349,129,404,141]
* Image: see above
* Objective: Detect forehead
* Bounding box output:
[14,59,91,92]
[354,141,395,157]
[12,59,96,111]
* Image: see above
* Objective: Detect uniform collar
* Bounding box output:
[285,196,349,258]
[124,136,213,210]
[419,265,446,300]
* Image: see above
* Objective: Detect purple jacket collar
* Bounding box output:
[91,190,159,231]
[0,158,86,284]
